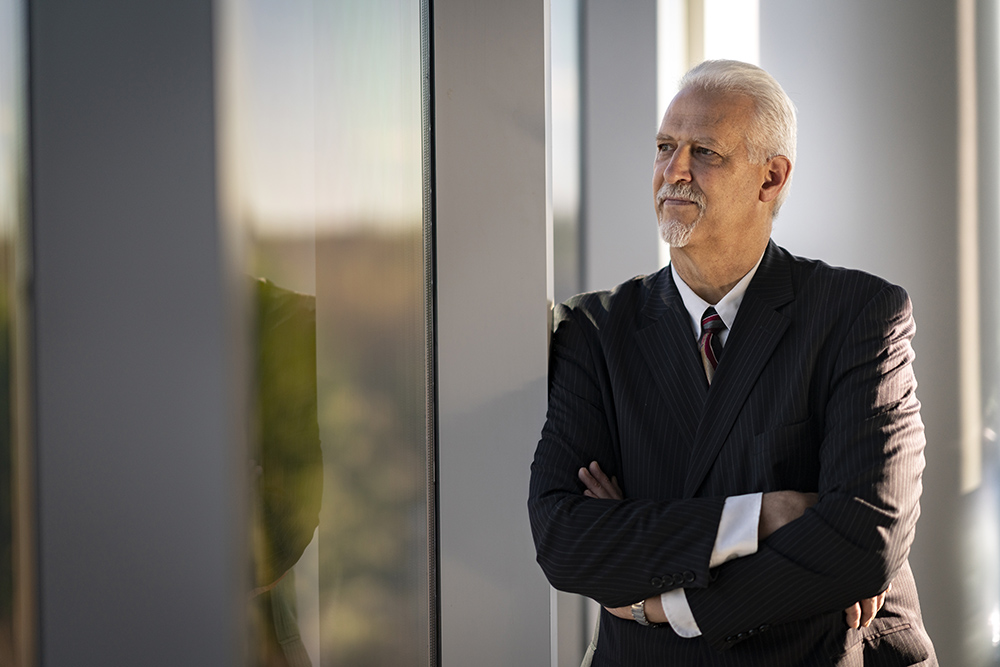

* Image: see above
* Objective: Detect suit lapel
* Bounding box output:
[634,268,707,450]
[682,241,795,498]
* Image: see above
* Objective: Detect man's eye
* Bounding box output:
[695,147,717,157]
[657,144,674,154]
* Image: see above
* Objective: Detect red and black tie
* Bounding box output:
[699,307,726,384]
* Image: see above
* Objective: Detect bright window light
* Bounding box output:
[990,605,999,646]
[703,0,759,65]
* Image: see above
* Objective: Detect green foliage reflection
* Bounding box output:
[251,229,426,667]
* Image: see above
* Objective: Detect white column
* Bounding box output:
[433,0,554,664]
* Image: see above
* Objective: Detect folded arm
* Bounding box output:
[685,283,924,648]
[581,462,885,630]
[528,303,726,607]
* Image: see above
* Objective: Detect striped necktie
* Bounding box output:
[699,306,726,384]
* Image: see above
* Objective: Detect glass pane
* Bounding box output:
[0,0,28,664]
[967,4,1000,664]
[552,0,581,304]
[218,1,430,665]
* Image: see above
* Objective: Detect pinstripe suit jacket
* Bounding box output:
[528,241,936,666]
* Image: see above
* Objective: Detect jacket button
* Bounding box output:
[683,570,695,583]
[672,573,685,585]
[651,577,663,588]
[726,635,736,643]
[736,632,746,640]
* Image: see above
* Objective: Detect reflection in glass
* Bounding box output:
[219,0,429,664]
[0,0,28,664]
[250,278,323,665]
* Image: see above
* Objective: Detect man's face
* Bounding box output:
[653,87,772,251]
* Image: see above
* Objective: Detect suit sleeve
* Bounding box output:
[528,302,726,608]
[686,283,925,650]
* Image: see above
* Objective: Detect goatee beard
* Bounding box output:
[659,217,698,247]
[656,182,705,247]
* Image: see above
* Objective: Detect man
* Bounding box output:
[528,60,936,665]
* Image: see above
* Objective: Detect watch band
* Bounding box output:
[631,599,652,626]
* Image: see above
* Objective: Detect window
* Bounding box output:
[218,1,432,663]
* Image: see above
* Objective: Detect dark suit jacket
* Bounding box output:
[528,242,936,666]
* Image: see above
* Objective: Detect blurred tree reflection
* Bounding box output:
[250,277,323,667]
[0,243,12,664]
[314,230,426,667]
[253,229,427,666]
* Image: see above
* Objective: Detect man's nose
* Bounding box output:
[662,148,691,184]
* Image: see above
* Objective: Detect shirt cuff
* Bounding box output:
[709,492,761,569]
[661,589,701,638]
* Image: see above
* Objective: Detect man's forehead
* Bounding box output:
[659,88,754,141]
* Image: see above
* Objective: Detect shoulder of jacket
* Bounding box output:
[778,246,908,304]
[554,271,664,334]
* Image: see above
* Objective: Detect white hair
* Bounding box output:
[679,60,797,214]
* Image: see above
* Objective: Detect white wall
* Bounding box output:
[433,0,554,663]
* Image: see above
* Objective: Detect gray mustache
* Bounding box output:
[657,183,706,208]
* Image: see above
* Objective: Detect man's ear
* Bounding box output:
[759,155,792,204]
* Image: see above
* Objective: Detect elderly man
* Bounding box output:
[528,60,937,665]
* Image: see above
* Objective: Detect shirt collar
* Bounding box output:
[670,249,766,340]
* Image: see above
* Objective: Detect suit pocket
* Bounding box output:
[833,621,930,667]
[861,622,929,665]
[753,418,819,490]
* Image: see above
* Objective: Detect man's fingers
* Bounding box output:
[578,467,603,495]
[845,590,888,630]
[858,597,878,627]
[579,466,615,499]
[860,582,894,627]
[579,462,624,500]
[844,602,861,629]
[877,582,892,613]
[589,461,618,494]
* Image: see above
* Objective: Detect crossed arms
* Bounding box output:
[579,462,888,630]
[528,280,924,649]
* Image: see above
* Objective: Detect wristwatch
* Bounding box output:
[631,599,655,626]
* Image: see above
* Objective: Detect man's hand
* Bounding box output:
[580,463,662,622]
[759,490,819,540]
[604,595,668,624]
[844,583,891,629]
[579,460,623,500]
[604,604,633,621]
